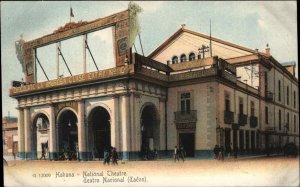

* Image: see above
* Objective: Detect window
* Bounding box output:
[239,98,244,114]
[278,80,281,102]
[180,92,191,113]
[265,72,268,92]
[287,86,290,105]
[172,56,178,64]
[180,54,187,62]
[250,101,255,116]
[294,115,296,132]
[279,110,281,130]
[189,52,195,61]
[265,106,268,124]
[294,91,296,108]
[198,54,202,59]
[225,94,230,111]
[286,112,289,131]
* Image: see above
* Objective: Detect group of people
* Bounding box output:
[103,147,118,165]
[173,146,186,162]
[214,144,237,160]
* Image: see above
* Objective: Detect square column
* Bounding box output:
[121,94,131,160]
[24,107,32,159]
[49,104,58,160]
[78,99,88,161]
[112,95,120,151]
[17,107,25,159]
[159,98,166,151]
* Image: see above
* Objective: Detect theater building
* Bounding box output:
[10,8,298,161]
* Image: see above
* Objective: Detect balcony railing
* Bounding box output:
[224,110,234,124]
[250,116,258,128]
[265,126,276,131]
[238,113,248,126]
[174,110,197,123]
[265,91,274,101]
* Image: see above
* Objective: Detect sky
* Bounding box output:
[1,1,298,117]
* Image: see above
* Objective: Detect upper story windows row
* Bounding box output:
[277,80,297,109]
[170,52,199,64]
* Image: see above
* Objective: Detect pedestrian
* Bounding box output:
[219,146,224,161]
[179,146,185,162]
[111,148,118,165]
[12,151,16,160]
[154,149,158,160]
[75,143,79,160]
[213,145,219,159]
[234,146,238,159]
[103,148,110,165]
[227,143,232,158]
[40,145,46,160]
[174,146,179,162]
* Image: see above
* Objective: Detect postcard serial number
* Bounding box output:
[32,173,51,178]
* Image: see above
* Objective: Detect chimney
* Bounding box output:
[265,43,270,57]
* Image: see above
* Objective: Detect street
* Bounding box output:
[4,156,299,186]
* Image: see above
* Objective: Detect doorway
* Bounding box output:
[179,132,195,157]
[88,106,111,159]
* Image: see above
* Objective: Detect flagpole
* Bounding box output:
[210,19,212,57]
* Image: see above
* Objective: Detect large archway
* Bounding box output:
[57,109,78,160]
[140,104,160,159]
[88,106,111,160]
[32,113,49,160]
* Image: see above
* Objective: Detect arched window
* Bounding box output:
[189,52,196,61]
[172,56,178,64]
[180,54,187,62]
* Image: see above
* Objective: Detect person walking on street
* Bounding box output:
[103,148,110,165]
[40,145,46,160]
[234,146,238,159]
[111,148,118,165]
[227,143,232,158]
[219,146,224,161]
[213,145,219,159]
[174,146,179,162]
[179,146,185,162]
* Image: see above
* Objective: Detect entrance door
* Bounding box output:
[179,133,195,157]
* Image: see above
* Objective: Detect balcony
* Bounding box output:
[174,110,197,123]
[238,114,248,126]
[265,91,274,101]
[250,116,258,128]
[224,110,234,124]
[265,126,276,131]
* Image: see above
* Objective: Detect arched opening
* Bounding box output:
[140,104,159,159]
[189,52,195,61]
[172,56,178,64]
[88,106,111,160]
[32,113,49,160]
[180,54,187,62]
[57,109,78,160]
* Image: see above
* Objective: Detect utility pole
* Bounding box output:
[198,45,210,59]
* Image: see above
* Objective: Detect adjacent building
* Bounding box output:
[2,116,18,156]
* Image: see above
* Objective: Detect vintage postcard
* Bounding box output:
[2,1,299,186]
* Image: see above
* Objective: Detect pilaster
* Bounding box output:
[121,93,131,160]
[77,99,88,161]
[16,107,25,159]
[24,107,33,159]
